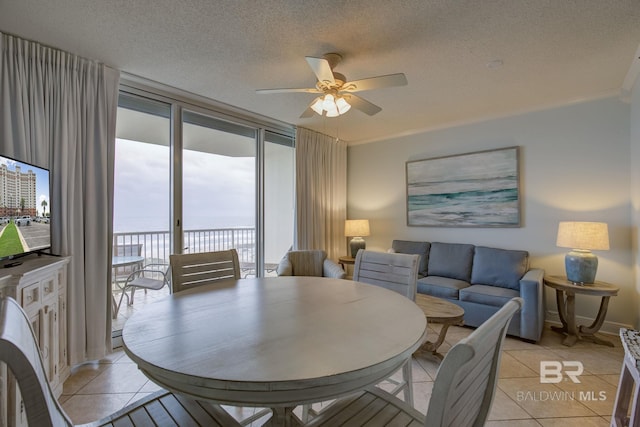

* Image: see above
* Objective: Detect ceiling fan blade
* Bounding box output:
[300,107,315,118]
[300,96,321,118]
[346,94,382,116]
[341,73,408,92]
[305,56,335,85]
[256,87,321,94]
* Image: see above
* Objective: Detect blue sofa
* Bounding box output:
[392,240,545,342]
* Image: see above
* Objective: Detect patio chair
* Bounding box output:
[306,297,523,427]
[352,250,420,405]
[0,296,242,427]
[112,243,143,306]
[113,262,170,318]
[276,249,346,279]
[170,249,241,293]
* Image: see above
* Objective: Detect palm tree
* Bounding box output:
[41,199,48,217]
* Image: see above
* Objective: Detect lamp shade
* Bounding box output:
[556,222,610,250]
[345,219,370,237]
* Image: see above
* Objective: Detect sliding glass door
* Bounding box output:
[181,111,257,275]
[113,94,171,332]
[112,88,295,335]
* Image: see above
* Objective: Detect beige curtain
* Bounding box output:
[295,127,347,260]
[1,32,119,364]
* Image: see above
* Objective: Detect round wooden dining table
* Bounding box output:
[122,276,428,426]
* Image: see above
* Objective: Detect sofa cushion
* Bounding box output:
[392,240,430,276]
[418,276,470,299]
[427,242,475,282]
[459,284,519,308]
[471,246,529,290]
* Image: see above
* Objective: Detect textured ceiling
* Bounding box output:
[1,0,639,144]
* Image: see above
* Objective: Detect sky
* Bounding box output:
[0,155,50,216]
[113,139,255,233]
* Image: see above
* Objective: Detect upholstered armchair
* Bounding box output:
[276,250,346,279]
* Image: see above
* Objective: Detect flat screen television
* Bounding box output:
[0,155,51,262]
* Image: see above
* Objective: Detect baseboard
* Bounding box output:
[545,310,633,336]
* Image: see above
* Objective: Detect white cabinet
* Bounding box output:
[0,255,70,427]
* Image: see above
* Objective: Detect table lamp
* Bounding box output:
[556,221,609,285]
[345,219,370,257]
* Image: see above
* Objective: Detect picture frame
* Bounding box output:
[406,146,520,227]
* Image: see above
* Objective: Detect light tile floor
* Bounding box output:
[61,321,624,426]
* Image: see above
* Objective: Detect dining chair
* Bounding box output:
[113,262,170,317]
[169,249,270,425]
[306,297,523,427]
[302,249,420,422]
[276,249,346,279]
[170,249,241,293]
[0,296,242,427]
[352,249,420,405]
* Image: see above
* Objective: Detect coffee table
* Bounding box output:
[414,294,465,357]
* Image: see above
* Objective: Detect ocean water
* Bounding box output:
[407,177,519,226]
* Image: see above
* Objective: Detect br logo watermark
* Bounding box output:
[514,360,607,402]
[540,361,583,383]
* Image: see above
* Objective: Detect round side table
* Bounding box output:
[544,275,619,347]
[338,256,355,269]
[338,256,355,278]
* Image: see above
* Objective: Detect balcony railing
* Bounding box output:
[113,227,256,264]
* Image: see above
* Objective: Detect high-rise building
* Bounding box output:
[0,164,37,217]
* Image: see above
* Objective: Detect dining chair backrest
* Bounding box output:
[353,250,420,301]
[0,297,73,427]
[425,297,523,427]
[0,296,244,426]
[170,249,241,293]
[305,298,523,427]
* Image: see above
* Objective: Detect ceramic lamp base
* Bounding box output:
[565,249,598,284]
[349,237,366,258]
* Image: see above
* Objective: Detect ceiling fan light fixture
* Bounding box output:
[310,97,324,115]
[325,107,339,118]
[307,93,351,118]
[336,96,351,114]
[322,94,336,110]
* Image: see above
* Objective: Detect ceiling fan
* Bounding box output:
[256,53,408,118]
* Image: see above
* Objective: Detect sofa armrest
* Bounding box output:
[518,268,545,342]
[276,258,293,276]
[323,259,346,279]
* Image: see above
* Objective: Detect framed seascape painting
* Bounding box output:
[406,146,520,227]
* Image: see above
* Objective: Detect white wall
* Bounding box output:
[348,96,637,331]
[631,77,640,326]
